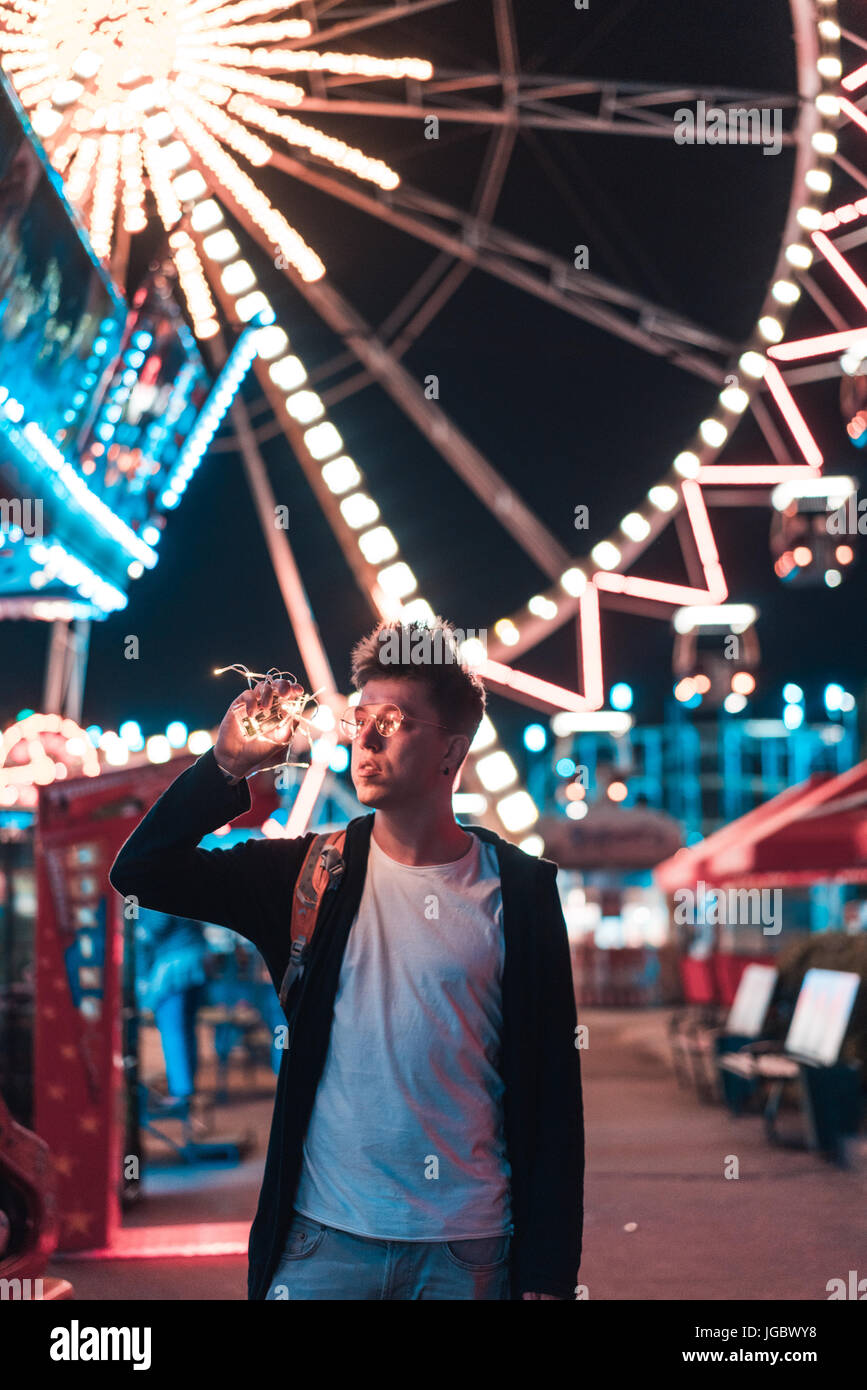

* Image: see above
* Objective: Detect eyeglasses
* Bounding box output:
[340,703,454,740]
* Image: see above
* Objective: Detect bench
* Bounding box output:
[719,967,862,1163]
[673,962,778,1103]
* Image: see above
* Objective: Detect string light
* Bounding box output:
[213,664,322,766]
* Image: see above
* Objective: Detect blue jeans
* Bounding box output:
[153,986,204,1099]
[266,1210,511,1300]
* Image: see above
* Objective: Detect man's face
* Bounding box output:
[348,677,459,810]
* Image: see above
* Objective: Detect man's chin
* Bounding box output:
[353,779,389,805]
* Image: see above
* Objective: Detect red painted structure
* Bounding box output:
[33,754,276,1253]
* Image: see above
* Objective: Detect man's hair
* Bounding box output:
[349,618,486,744]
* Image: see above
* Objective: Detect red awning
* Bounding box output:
[655,759,867,891]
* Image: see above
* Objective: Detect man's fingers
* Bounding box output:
[271,679,304,701]
[233,687,259,712]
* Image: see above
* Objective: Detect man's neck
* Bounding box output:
[371,803,472,866]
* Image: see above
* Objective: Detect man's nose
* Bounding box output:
[358,719,383,750]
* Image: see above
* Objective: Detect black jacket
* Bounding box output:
[109,748,585,1300]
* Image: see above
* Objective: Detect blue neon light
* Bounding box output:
[162,322,262,503]
[0,388,157,573]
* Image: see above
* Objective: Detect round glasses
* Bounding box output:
[340,703,454,740]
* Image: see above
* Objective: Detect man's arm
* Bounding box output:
[519,859,584,1301]
[109,746,314,962]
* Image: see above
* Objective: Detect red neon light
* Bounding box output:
[479,658,599,713]
[577,582,603,707]
[762,360,823,468]
[842,62,867,92]
[65,1223,251,1261]
[593,480,727,606]
[839,96,867,137]
[594,572,725,606]
[480,585,604,712]
[768,327,867,361]
[812,229,867,312]
[698,464,819,484]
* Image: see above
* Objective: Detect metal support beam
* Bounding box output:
[266,149,730,381]
[230,394,339,702]
[197,315,341,705]
[191,215,394,623]
[195,165,576,581]
[290,77,798,139]
[285,0,460,49]
[42,618,90,722]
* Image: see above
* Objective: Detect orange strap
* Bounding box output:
[279,830,346,1010]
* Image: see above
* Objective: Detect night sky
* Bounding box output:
[1,0,865,752]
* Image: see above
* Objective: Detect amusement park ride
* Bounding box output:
[0,0,864,840]
[1,0,867,1275]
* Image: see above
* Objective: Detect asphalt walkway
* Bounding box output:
[47,1008,865,1300]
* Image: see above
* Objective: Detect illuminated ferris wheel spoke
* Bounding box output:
[232,95,400,188]
[120,128,148,232]
[183,21,313,44]
[65,135,99,205]
[89,130,121,260]
[0,0,431,286]
[173,85,273,166]
[183,0,304,24]
[51,131,81,175]
[183,62,305,105]
[169,101,326,280]
[142,136,183,228]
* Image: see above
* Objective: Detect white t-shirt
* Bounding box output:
[292,830,513,1240]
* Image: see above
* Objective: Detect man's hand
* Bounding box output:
[214,678,304,781]
[521,1292,562,1300]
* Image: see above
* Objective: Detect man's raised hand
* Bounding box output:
[214,677,304,780]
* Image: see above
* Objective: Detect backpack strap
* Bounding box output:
[278,829,346,1011]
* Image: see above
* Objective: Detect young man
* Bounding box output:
[110,619,584,1300]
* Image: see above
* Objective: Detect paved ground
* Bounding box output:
[47,1008,865,1300]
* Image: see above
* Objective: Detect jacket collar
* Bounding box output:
[341,811,532,880]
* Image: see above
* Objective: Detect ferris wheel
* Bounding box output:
[0,0,850,847]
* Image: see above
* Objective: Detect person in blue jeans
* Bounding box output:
[112,618,584,1300]
[136,909,209,1104]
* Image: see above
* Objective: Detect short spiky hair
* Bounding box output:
[349,617,486,744]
